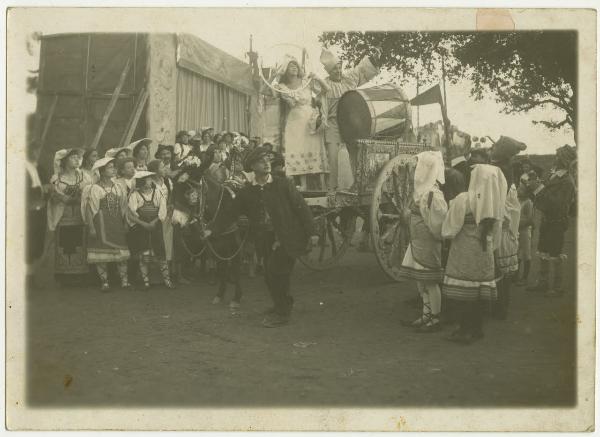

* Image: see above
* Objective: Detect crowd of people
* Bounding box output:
[24,43,577,334]
[399,139,577,344]
[26,126,318,327]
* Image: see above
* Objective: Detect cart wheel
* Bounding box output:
[370,154,417,282]
[299,207,357,270]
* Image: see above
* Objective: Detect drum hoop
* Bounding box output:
[258,43,312,95]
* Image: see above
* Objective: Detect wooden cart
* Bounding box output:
[299,138,430,282]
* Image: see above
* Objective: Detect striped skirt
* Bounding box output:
[398,244,444,282]
[442,220,497,302]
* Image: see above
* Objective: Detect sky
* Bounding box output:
[18,8,574,155]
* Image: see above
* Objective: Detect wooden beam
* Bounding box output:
[119,87,149,148]
[38,94,58,155]
[88,58,131,150]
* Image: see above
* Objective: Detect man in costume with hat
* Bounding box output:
[527,144,577,297]
[320,46,382,190]
[235,146,314,327]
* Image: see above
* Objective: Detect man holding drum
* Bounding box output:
[320,46,382,191]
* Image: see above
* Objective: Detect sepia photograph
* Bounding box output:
[5,5,596,431]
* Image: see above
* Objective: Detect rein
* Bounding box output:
[191,175,248,261]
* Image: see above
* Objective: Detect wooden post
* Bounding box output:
[38,94,58,154]
[119,87,149,147]
[89,58,131,150]
[440,54,452,151]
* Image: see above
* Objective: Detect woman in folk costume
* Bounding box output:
[81,157,131,292]
[147,160,175,267]
[272,55,330,191]
[104,147,131,160]
[81,149,99,183]
[320,47,381,190]
[47,148,93,284]
[527,145,577,297]
[129,138,152,171]
[442,164,507,344]
[399,151,448,332]
[127,171,175,289]
[489,136,527,319]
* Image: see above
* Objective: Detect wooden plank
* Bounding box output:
[38,94,58,154]
[88,58,131,150]
[119,87,148,147]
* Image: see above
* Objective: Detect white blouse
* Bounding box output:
[127,189,167,227]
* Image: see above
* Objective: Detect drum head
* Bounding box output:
[338,90,371,143]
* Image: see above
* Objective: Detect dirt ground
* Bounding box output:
[26,220,576,408]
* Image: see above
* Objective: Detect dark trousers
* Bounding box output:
[256,230,296,317]
[458,300,484,335]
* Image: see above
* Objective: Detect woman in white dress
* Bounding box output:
[272,56,330,191]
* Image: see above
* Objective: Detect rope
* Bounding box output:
[204,228,250,262]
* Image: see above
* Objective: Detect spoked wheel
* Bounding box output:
[299,207,357,270]
[370,154,417,282]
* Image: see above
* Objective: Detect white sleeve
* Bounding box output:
[157,192,167,222]
[420,189,448,240]
[127,191,140,226]
[441,193,467,240]
[342,55,379,89]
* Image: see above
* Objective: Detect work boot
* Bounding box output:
[552,258,565,295]
[527,259,550,293]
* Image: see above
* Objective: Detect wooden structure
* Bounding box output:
[33,33,264,176]
[297,83,433,282]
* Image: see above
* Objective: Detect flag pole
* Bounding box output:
[440,53,451,153]
[416,74,420,134]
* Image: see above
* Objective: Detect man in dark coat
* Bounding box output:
[235,147,314,327]
[527,145,577,296]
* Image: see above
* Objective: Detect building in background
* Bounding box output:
[31,33,264,175]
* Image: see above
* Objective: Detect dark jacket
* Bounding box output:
[534,172,576,222]
[236,175,314,258]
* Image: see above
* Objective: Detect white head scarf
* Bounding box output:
[413,151,445,203]
[468,164,508,224]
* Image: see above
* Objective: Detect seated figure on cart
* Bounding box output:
[271,55,331,192]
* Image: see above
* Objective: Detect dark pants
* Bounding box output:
[538,219,568,257]
[256,230,296,317]
[458,300,484,335]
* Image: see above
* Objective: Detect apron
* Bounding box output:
[129,189,166,260]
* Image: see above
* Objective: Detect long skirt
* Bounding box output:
[442,220,497,302]
[128,223,166,262]
[497,227,519,277]
[54,204,88,275]
[398,213,444,282]
[87,208,130,264]
[27,207,47,265]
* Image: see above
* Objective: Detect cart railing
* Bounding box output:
[354,138,431,195]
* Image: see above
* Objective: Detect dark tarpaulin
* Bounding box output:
[176,33,254,95]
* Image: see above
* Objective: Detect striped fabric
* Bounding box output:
[442,275,498,302]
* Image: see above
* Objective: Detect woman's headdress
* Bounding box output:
[413,151,445,203]
[468,164,508,225]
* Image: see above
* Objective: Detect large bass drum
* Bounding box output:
[337,83,412,143]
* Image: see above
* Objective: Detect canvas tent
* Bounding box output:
[33,32,262,174]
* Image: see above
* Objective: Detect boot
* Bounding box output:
[527,259,549,293]
[547,258,565,297]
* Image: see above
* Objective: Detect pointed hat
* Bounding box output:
[320,48,340,72]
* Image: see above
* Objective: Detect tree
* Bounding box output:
[319,31,576,139]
